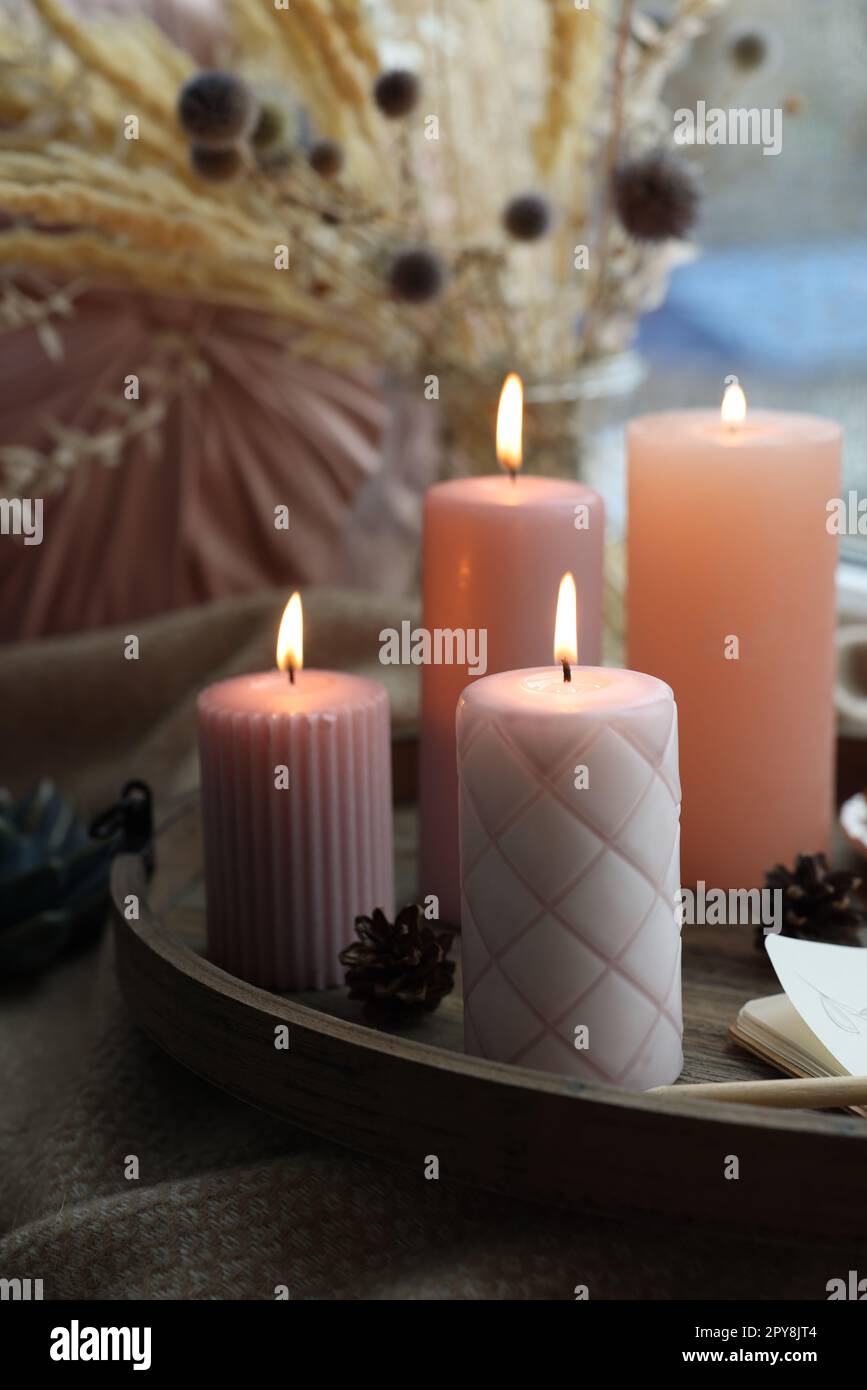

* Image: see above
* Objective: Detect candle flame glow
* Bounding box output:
[554,572,578,669]
[496,372,523,474]
[276,592,303,676]
[720,380,747,429]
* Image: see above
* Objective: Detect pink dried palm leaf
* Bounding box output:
[0,289,425,640]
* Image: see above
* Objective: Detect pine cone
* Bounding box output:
[758,853,866,948]
[340,905,456,1017]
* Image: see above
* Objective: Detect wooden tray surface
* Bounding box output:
[112,797,867,1239]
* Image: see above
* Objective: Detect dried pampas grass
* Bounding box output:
[0,0,726,481]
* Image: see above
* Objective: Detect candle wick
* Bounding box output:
[561,660,571,684]
[509,468,518,486]
[288,665,296,686]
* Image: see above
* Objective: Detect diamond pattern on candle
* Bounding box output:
[459,698,683,1089]
[498,915,607,1018]
[466,962,544,1061]
[458,722,538,837]
[549,725,654,837]
[618,775,682,883]
[619,896,682,1001]
[497,796,603,897]
[461,839,545,948]
[556,854,655,956]
[553,971,662,1077]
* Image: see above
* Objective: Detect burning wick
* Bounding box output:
[276,591,303,687]
[720,379,746,433]
[554,571,578,686]
[496,372,523,485]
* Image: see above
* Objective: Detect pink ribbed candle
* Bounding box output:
[197,670,394,991]
[458,666,682,1089]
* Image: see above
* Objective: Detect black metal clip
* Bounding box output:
[90,780,154,870]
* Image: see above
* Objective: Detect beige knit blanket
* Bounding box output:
[0,590,859,1298]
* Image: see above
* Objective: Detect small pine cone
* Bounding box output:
[178,71,258,147]
[340,905,456,1017]
[612,152,699,243]
[757,853,866,949]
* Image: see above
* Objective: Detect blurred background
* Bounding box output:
[2,0,865,622]
[604,0,867,577]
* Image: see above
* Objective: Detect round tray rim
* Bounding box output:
[112,842,867,1239]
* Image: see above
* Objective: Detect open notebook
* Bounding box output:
[731,936,867,1117]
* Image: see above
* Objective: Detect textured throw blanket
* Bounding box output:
[0,589,862,1299]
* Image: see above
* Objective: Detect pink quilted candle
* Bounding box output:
[197,596,394,991]
[457,583,682,1088]
[420,377,604,926]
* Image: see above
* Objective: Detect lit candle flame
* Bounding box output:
[496,372,523,477]
[720,379,746,430]
[276,591,303,683]
[554,572,578,681]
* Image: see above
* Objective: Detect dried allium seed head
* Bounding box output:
[373,69,420,119]
[178,70,258,147]
[612,152,699,243]
[308,139,345,179]
[388,247,446,304]
[503,193,553,242]
[190,143,245,183]
[729,29,770,72]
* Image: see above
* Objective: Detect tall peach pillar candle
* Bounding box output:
[627,387,841,889]
[458,576,683,1088]
[420,376,604,925]
[197,594,394,991]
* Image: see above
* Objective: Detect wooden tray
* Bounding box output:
[112,796,867,1239]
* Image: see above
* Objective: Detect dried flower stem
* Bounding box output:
[579,0,635,361]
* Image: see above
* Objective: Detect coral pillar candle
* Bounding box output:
[627,385,842,889]
[420,375,605,925]
[458,576,682,1089]
[197,594,394,991]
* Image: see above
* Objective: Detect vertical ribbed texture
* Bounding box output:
[458,681,683,1090]
[197,684,393,992]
